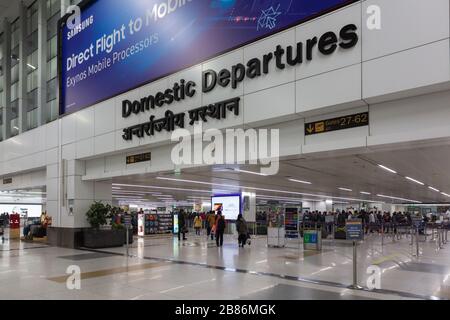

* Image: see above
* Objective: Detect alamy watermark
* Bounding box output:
[171,122,280,176]
[66,265,81,290]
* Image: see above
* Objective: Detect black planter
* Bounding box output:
[83,229,126,249]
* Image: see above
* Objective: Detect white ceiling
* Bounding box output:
[111,144,450,207]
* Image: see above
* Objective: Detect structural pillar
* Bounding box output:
[17,1,28,134]
[37,0,48,126]
[1,19,12,140]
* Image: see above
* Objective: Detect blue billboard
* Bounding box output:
[59,0,357,115]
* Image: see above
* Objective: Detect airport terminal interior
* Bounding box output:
[1,0,450,301]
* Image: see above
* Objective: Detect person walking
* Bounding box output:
[178,210,187,241]
[194,214,202,236]
[215,212,226,247]
[206,211,216,240]
[236,214,249,248]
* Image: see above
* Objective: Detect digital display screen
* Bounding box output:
[0,204,43,218]
[59,0,356,115]
[211,195,241,220]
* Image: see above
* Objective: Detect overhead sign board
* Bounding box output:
[305,112,369,136]
[126,152,152,165]
[2,178,12,185]
[59,0,357,115]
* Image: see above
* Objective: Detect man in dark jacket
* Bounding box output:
[178,210,187,241]
[216,212,226,247]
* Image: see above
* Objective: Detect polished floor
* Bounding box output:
[0,228,449,300]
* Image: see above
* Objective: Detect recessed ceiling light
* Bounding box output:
[288,178,312,185]
[233,169,268,176]
[377,194,421,203]
[405,177,424,186]
[441,192,450,197]
[428,186,440,192]
[360,191,371,195]
[378,165,397,174]
[339,188,352,192]
[154,178,381,203]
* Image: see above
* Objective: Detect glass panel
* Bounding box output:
[10,99,19,119]
[27,108,38,130]
[47,78,57,102]
[10,118,19,137]
[47,36,57,61]
[47,99,58,123]
[47,57,57,80]
[27,89,38,111]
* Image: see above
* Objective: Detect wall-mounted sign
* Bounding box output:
[305,112,369,136]
[2,178,12,185]
[126,152,152,164]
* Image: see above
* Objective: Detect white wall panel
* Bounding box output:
[75,108,95,141]
[76,138,95,159]
[362,0,450,61]
[94,100,115,136]
[363,39,450,101]
[296,64,362,114]
[244,83,296,126]
[61,113,77,145]
[94,132,116,155]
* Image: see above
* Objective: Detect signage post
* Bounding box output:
[124,214,132,257]
[346,219,363,290]
[411,216,422,257]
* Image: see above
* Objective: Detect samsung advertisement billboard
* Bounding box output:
[59,0,357,115]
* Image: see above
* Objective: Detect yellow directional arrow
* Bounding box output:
[306,124,314,134]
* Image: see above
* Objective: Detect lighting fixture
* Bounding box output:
[405,177,424,186]
[288,178,312,185]
[441,192,450,197]
[360,191,371,195]
[378,165,397,174]
[27,63,36,70]
[376,194,421,203]
[338,188,352,192]
[154,178,381,203]
[233,169,268,176]
[428,186,440,192]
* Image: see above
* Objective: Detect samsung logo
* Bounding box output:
[67,15,94,40]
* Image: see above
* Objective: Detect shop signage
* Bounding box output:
[346,219,363,241]
[2,178,12,185]
[126,152,152,164]
[59,0,357,115]
[305,112,369,136]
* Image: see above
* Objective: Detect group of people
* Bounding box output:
[303,210,424,234]
[178,210,250,248]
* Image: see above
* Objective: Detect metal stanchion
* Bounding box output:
[381,223,384,246]
[415,227,419,257]
[349,241,363,290]
[126,225,130,257]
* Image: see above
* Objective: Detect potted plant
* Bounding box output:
[83,202,126,248]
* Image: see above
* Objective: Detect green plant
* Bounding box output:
[111,223,125,230]
[86,202,110,229]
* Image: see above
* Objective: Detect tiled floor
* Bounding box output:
[0,229,449,300]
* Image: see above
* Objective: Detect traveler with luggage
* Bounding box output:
[236,214,249,248]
